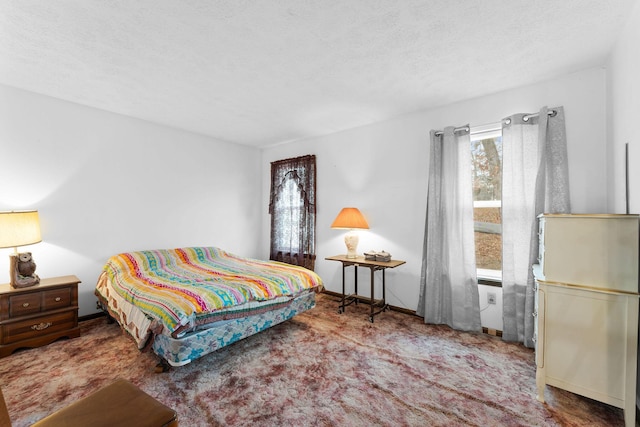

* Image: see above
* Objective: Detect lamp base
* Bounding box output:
[344,231,359,259]
[9,253,40,288]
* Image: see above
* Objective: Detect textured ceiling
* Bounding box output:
[0,1,635,147]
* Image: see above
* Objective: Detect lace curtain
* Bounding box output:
[269,155,316,271]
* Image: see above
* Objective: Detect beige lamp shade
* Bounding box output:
[0,211,42,249]
[331,207,369,229]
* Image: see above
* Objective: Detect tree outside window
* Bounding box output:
[471,130,502,279]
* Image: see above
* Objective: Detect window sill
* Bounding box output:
[477,268,502,287]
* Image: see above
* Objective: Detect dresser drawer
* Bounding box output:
[538,214,639,292]
[9,293,41,317]
[1,310,77,344]
[43,288,71,310]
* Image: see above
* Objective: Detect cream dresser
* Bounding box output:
[534,214,639,427]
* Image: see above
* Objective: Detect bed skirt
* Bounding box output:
[152,291,317,366]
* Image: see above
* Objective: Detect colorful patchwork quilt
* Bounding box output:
[96,247,323,338]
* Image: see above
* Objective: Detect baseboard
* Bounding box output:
[321,290,419,316]
[482,327,503,337]
[320,290,504,336]
[79,312,106,322]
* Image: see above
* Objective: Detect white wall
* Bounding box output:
[607,2,640,214]
[262,67,608,330]
[0,84,262,316]
[605,0,640,411]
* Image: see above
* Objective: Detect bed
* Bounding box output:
[94,247,323,368]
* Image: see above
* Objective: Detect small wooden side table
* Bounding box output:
[326,255,406,322]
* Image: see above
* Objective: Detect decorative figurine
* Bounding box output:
[10,252,40,288]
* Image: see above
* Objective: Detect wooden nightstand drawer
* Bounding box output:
[1,310,76,344]
[43,288,71,310]
[9,293,41,317]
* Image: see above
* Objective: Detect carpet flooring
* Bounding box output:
[0,293,628,426]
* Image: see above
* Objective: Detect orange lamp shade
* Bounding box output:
[331,208,369,229]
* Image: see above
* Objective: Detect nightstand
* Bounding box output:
[0,275,81,357]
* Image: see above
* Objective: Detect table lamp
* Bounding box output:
[331,207,369,259]
[0,210,42,288]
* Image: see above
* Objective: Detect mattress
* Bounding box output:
[94,247,323,349]
[153,290,316,366]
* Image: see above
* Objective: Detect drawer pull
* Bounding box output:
[31,322,52,331]
[22,302,30,308]
[55,297,61,302]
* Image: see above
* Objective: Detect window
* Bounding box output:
[269,155,316,270]
[470,125,502,282]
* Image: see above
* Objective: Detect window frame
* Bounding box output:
[470,124,503,286]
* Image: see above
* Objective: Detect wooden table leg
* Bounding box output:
[369,266,375,322]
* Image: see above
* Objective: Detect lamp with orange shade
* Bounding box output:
[331,207,369,259]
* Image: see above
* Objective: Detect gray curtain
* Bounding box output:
[501,106,570,347]
[417,126,482,332]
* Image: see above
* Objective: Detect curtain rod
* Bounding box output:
[433,126,469,137]
[433,109,558,136]
[504,109,557,126]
